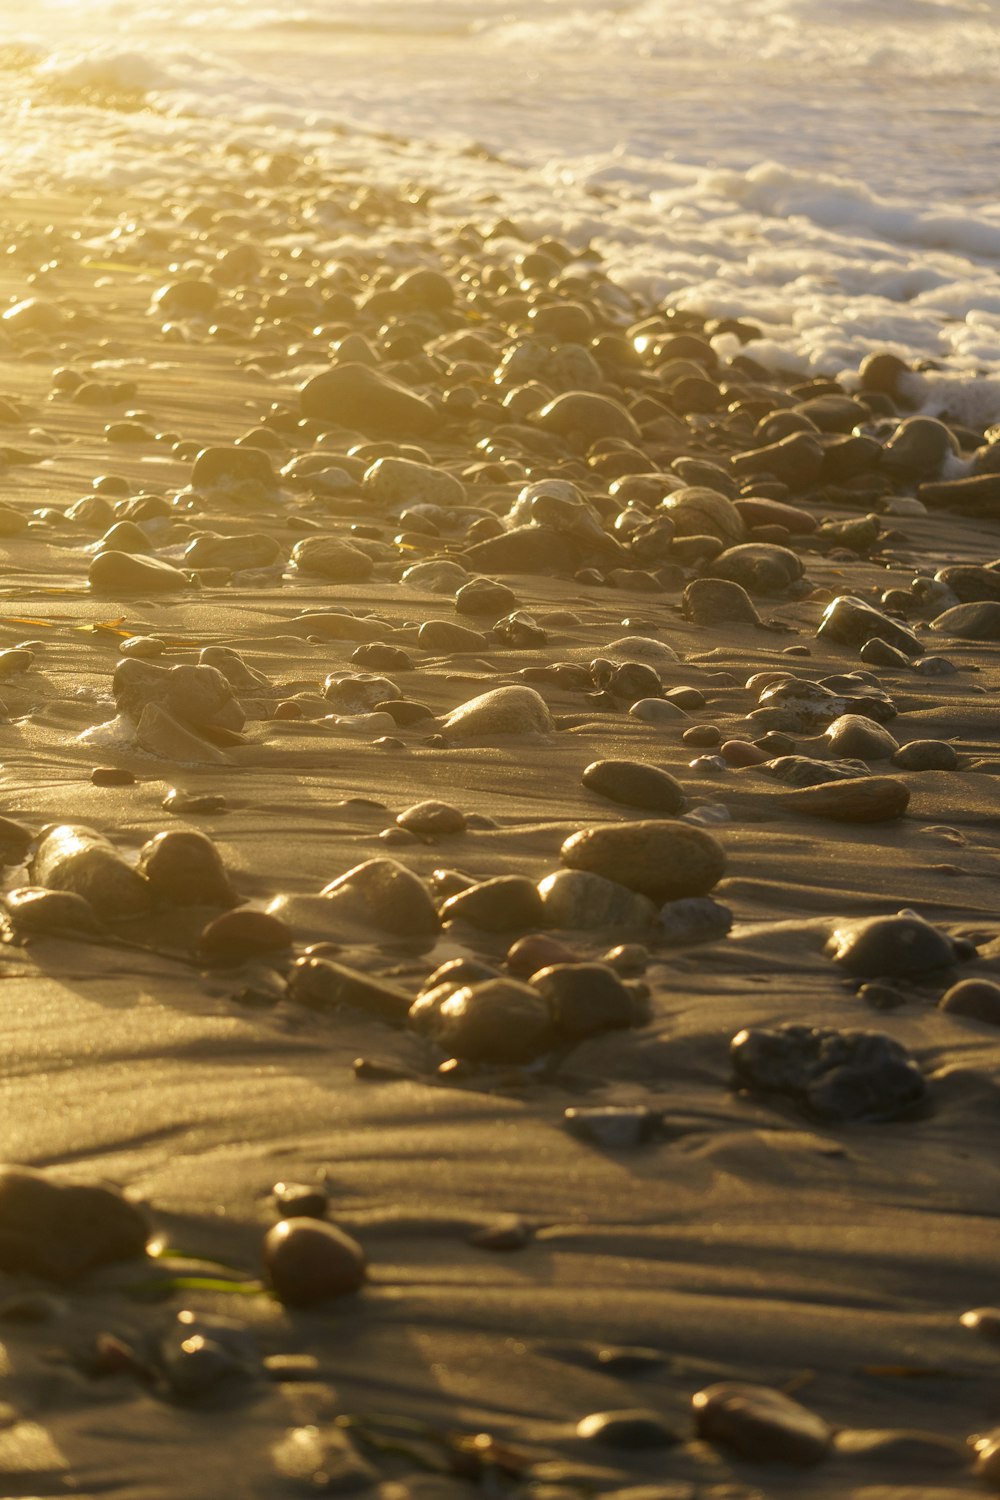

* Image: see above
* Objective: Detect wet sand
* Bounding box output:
[0,143,999,1498]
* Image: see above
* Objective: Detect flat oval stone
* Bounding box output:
[443,685,554,737]
[662,487,746,545]
[891,738,958,771]
[683,577,760,626]
[90,550,190,595]
[264,1218,366,1305]
[561,821,725,901]
[826,911,960,977]
[418,619,488,653]
[199,909,292,962]
[931,600,1000,640]
[190,445,274,489]
[531,962,638,1042]
[817,595,923,656]
[582,760,685,814]
[364,455,464,508]
[692,1381,831,1464]
[780,775,909,822]
[3,886,102,938]
[396,800,466,837]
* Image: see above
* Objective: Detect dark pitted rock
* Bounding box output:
[426,978,556,1063]
[321,858,440,937]
[299,362,437,436]
[582,760,685,814]
[826,910,965,977]
[683,577,760,626]
[90,550,190,595]
[291,536,375,581]
[324,673,398,713]
[880,415,957,479]
[824,714,898,760]
[418,619,488,653]
[781,776,909,822]
[692,1381,832,1465]
[708,542,803,594]
[939,978,1000,1025]
[493,609,548,647]
[114,658,245,733]
[561,821,725,901]
[659,896,732,945]
[732,1023,925,1121]
[531,390,641,444]
[137,829,237,908]
[443,684,554,737]
[461,524,580,576]
[538,870,659,929]
[532,962,639,1043]
[264,1217,366,1305]
[199,909,292,962]
[930,600,1000,640]
[190,445,275,490]
[396,800,466,837]
[455,577,517,616]
[2,886,102,938]
[892,738,958,771]
[0,1165,149,1282]
[817,595,924,656]
[730,432,824,490]
[661,486,746,545]
[441,875,545,932]
[31,825,151,921]
[576,1409,680,1449]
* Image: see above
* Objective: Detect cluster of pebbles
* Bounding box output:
[0,142,999,1495]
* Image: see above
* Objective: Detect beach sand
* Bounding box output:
[0,140,998,1498]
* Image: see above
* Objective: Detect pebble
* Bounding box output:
[137,828,237,907]
[731,1023,926,1120]
[455,577,517,615]
[0,1165,148,1282]
[832,1427,971,1470]
[628,697,689,725]
[159,1309,260,1398]
[272,1425,378,1492]
[468,1217,531,1251]
[581,759,685,814]
[939,977,1000,1025]
[823,713,899,759]
[506,933,579,977]
[692,1381,832,1465]
[3,886,102,939]
[442,684,555,736]
[198,909,293,962]
[575,1409,679,1448]
[402,557,470,593]
[817,595,924,656]
[395,800,467,837]
[891,738,959,770]
[418,618,488,652]
[321,858,440,936]
[780,775,910,822]
[662,486,746,545]
[425,978,556,1063]
[31,824,151,921]
[272,1180,329,1220]
[300,362,437,435]
[708,541,803,593]
[538,870,660,929]
[90,766,136,787]
[264,1217,366,1305]
[825,910,966,977]
[564,1105,657,1148]
[682,577,761,626]
[441,875,545,931]
[364,455,464,508]
[89,550,190,594]
[531,961,639,1042]
[291,536,375,581]
[659,896,732,945]
[560,820,726,901]
[961,1306,1000,1341]
[114,658,245,735]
